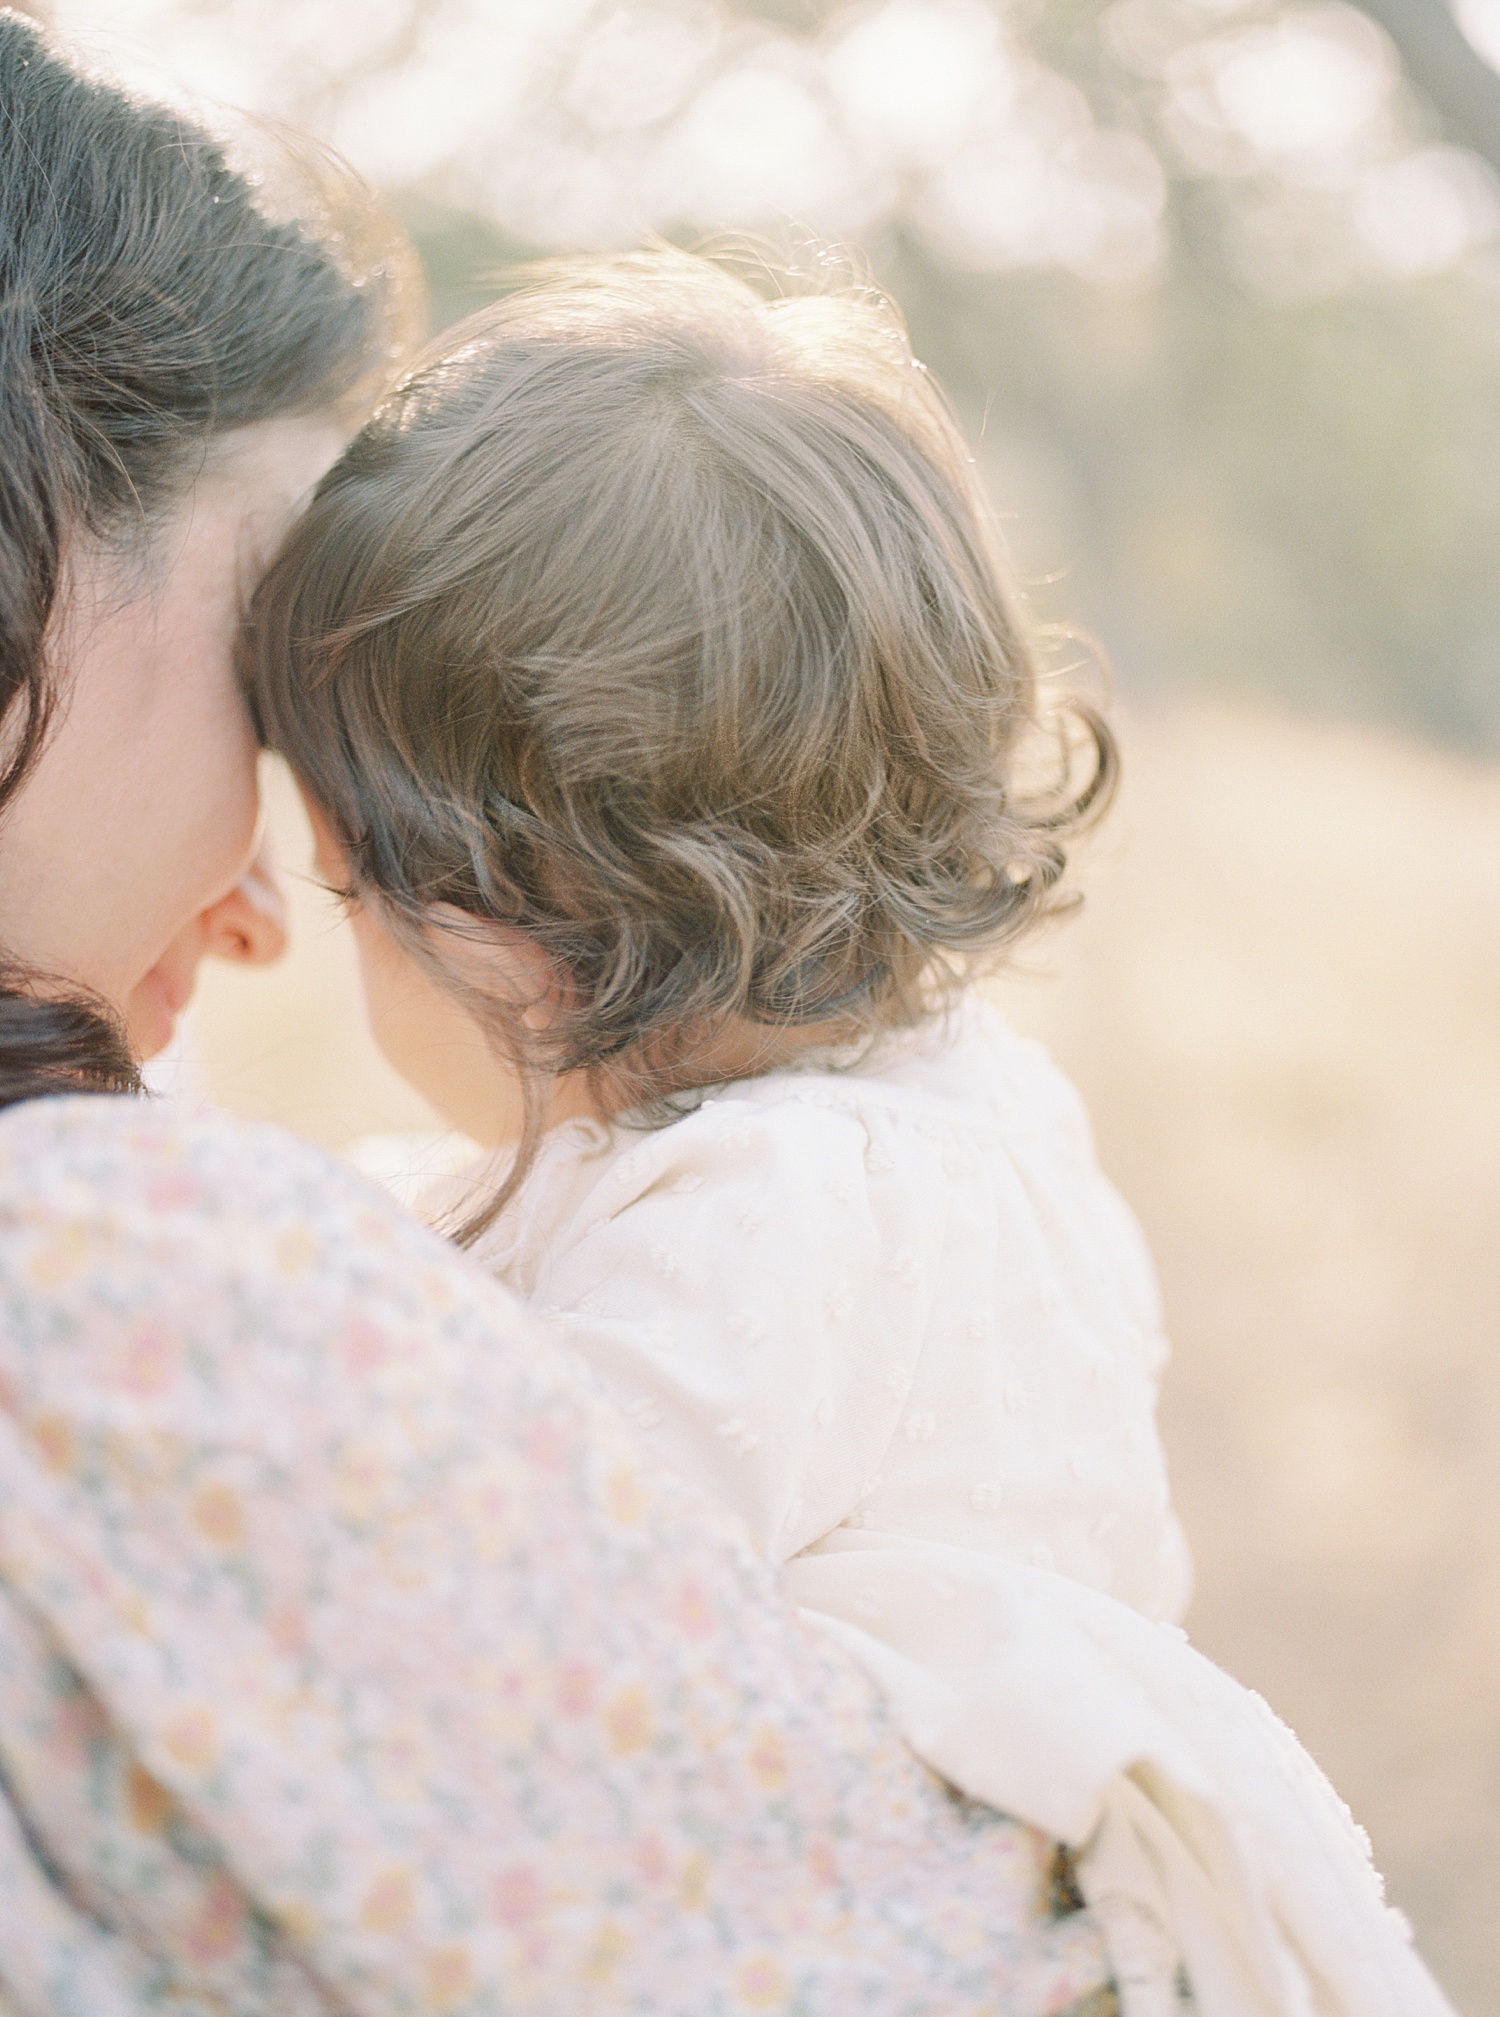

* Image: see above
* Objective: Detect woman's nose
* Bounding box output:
[201,851,287,967]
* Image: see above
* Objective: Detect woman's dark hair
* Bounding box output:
[0,10,411,1107]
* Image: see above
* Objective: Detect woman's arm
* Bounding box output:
[0,1095,1110,2016]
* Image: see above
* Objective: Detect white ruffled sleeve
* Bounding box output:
[520,1093,952,1561]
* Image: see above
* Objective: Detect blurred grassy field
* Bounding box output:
[193,705,1500,2014]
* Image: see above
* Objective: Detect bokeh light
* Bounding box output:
[53,0,1500,292]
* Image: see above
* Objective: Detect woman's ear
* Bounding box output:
[200,840,286,968]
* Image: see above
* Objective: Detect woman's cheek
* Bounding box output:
[124,971,182,1061]
[124,922,209,1060]
[172,697,263,908]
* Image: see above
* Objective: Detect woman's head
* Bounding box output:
[0,13,410,1094]
[249,249,1114,1219]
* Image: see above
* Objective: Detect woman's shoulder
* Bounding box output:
[0,1091,499,1324]
[0,1090,354,1202]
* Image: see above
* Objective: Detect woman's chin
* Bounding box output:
[126,964,196,1061]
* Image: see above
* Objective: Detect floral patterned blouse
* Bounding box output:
[0,1094,1115,2017]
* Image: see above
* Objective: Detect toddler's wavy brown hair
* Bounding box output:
[247,248,1116,1235]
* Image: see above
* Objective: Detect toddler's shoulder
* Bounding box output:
[484,995,1112,1293]
[502,1072,961,1302]
[865,997,1095,1138]
[600,995,1095,1203]
[596,1076,946,1223]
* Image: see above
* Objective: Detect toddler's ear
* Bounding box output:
[425,905,565,1032]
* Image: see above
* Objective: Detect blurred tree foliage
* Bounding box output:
[895,246,1500,746]
[398,0,1500,750]
[411,186,1500,749]
[58,0,1500,746]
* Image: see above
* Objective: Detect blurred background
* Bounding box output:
[45,0,1500,2003]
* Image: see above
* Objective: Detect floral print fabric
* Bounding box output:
[0,1095,1114,2017]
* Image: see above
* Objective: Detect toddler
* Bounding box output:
[248,252,1449,2017]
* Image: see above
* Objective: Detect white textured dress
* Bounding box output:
[437,998,1451,2017]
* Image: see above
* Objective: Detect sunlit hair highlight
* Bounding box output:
[248,247,1117,1240]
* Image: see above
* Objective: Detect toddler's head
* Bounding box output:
[247,250,1114,1224]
